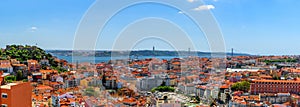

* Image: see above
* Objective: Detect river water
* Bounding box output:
[54,55,212,63]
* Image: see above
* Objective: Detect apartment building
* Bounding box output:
[0,82,32,107]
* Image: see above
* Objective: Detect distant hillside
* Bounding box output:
[0,45,60,67]
[46,50,251,57]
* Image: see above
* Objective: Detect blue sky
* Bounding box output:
[0,0,300,55]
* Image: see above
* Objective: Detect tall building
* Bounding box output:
[0,82,32,107]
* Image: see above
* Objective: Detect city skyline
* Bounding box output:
[1,0,300,55]
[1,1,300,106]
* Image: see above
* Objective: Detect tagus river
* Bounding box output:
[54,55,212,63]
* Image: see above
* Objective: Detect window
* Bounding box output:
[1,93,7,98]
[1,104,7,107]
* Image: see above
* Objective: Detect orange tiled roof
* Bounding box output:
[40,70,58,73]
[36,85,53,90]
[122,97,137,104]
[0,64,12,68]
[220,85,229,89]
[12,64,26,67]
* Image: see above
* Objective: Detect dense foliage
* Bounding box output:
[264,58,297,64]
[151,86,175,93]
[0,45,59,67]
[4,75,16,83]
[231,81,250,92]
[151,81,175,92]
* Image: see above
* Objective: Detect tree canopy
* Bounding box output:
[5,75,16,83]
[263,58,297,64]
[151,86,175,93]
[231,81,250,92]
[1,45,60,68]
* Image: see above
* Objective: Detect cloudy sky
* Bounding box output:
[0,0,300,55]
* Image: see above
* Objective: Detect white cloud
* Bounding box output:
[193,5,215,11]
[178,11,184,14]
[187,0,198,3]
[30,26,38,32]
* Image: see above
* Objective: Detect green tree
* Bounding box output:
[151,86,175,93]
[231,81,250,92]
[22,79,28,82]
[16,70,23,81]
[0,50,3,60]
[240,81,250,91]
[3,45,61,68]
[5,75,16,83]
